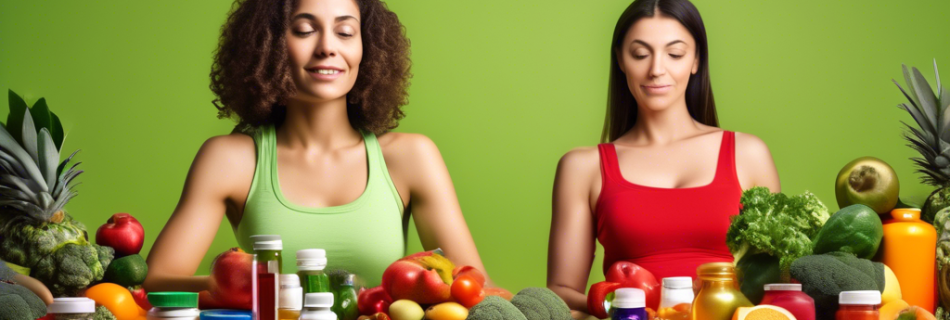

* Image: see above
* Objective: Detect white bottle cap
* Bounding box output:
[251,235,283,250]
[764,283,802,291]
[148,308,201,318]
[612,288,645,309]
[303,292,334,308]
[839,290,881,305]
[281,274,301,288]
[662,277,693,289]
[48,297,96,314]
[279,283,303,310]
[296,249,328,270]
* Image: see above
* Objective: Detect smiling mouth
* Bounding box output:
[307,68,341,75]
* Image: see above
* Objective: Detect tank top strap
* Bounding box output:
[714,131,738,186]
[360,130,406,217]
[597,143,623,184]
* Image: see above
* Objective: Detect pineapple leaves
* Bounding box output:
[911,66,940,131]
[900,103,936,134]
[904,64,922,110]
[0,115,49,192]
[37,129,58,191]
[6,90,28,145]
[30,98,64,151]
[21,107,38,166]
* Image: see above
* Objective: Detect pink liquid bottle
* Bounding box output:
[251,235,283,320]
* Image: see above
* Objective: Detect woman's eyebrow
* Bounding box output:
[291,13,359,23]
[631,39,686,48]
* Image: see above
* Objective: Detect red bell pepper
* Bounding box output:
[357,286,393,316]
[586,261,661,319]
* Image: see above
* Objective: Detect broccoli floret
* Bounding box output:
[94,306,117,320]
[33,242,110,296]
[0,280,48,320]
[510,288,571,320]
[466,295,527,320]
[789,251,884,320]
[1,214,113,297]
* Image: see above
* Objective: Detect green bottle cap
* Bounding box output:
[147,292,199,308]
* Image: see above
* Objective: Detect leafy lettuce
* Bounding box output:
[726,187,830,275]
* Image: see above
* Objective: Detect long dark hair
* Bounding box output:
[602,0,716,142]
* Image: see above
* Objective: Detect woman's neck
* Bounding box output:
[625,100,704,145]
[279,96,363,150]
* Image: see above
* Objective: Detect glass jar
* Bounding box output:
[760,283,815,320]
[146,292,200,320]
[691,262,752,320]
[47,297,96,320]
[658,277,693,320]
[836,291,880,320]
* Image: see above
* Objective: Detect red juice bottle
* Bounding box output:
[836,291,880,320]
[251,235,283,320]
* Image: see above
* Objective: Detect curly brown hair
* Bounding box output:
[210,0,411,134]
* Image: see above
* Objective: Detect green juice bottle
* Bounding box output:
[296,249,330,294]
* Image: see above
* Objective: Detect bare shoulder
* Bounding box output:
[733,131,774,161]
[557,146,600,174]
[198,133,256,165]
[376,131,441,165]
[190,133,256,190]
[556,146,602,194]
[732,131,781,191]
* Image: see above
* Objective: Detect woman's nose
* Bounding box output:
[314,32,337,58]
[650,56,667,78]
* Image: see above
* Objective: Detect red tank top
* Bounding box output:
[595,131,740,281]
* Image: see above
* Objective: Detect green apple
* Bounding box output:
[389,299,424,320]
[835,157,899,214]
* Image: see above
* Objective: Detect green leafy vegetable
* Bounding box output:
[726,187,830,278]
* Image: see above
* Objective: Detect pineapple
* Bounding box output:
[898,61,950,319]
[0,90,112,296]
[894,60,950,223]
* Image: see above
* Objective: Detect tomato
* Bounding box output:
[85,283,147,320]
[450,274,484,308]
[452,266,486,287]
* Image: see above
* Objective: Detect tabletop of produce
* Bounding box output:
[2,64,950,320]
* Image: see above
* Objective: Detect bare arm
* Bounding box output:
[143,135,254,292]
[735,132,781,193]
[547,148,598,313]
[382,133,494,285]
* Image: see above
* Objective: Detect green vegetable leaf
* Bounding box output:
[30,98,61,150]
[51,112,64,150]
[7,90,28,145]
[726,187,830,273]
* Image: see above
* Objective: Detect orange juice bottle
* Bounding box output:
[657,277,692,320]
[880,208,936,312]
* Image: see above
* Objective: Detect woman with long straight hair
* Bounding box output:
[547,0,780,316]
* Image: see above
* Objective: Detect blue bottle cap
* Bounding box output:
[200,310,253,320]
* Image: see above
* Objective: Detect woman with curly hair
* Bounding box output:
[143,0,492,292]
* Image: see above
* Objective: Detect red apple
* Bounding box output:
[96,213,144,257]
[208,247,253,309]
[381,251,456,304]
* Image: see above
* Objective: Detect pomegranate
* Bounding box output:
[208,247,253,309]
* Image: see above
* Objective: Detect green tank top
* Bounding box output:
[234,125,407,287]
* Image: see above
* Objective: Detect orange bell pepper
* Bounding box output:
[85,283,147,320]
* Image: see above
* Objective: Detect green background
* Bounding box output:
[1,0,948,293]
